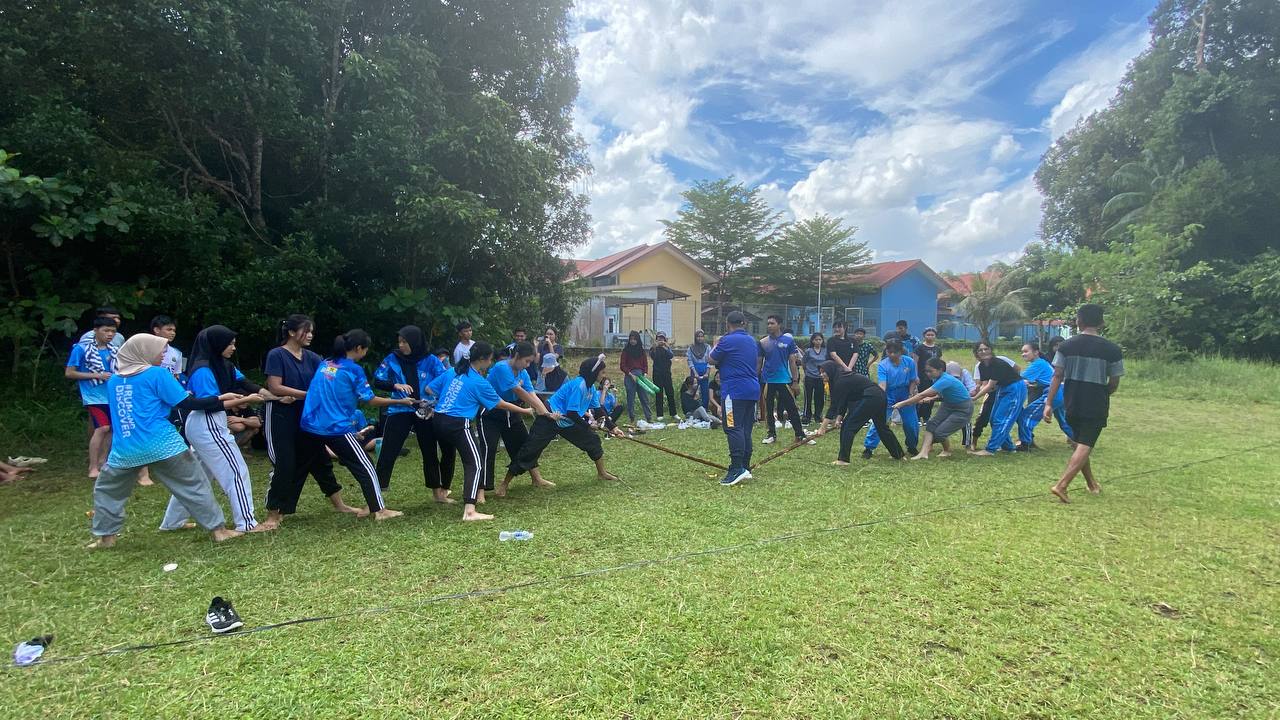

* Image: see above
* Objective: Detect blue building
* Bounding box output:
[826,259,952,338]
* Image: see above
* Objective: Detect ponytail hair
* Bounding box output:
[511,340,535,359]
[330,329,371,360]
[278,314,313,345]
[455,340,494,374]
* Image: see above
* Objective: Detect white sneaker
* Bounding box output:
[677,421,689,430]
[656,416,665,422]
[696,421,711,429]
[761,436,776,445]
[805,439,818,445]
[805,429,819,436]
[650,422,666,430]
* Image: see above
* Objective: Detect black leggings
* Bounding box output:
[833,393,904,462]
[315,432,386,512]
[375,411,455,491]
[803,376,825,421]
[432,414,484,505]
[480,409,530,490]
[513,415,603,475]
[917,378,935,423]
[764,383,805,440]
[972,394,997,444]
[263,402,342,514]
[652,374,678,417]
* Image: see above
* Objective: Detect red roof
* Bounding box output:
[943,270,1001,296]
[835,259,951,291]
[564,242,717,283]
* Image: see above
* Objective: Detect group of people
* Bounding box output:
[708,305,1124,505]
[57,299,1122,548]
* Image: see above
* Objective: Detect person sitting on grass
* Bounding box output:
[226,406,263,450]
[814,360,905,464]
[893,358,974,460]
[677,375,721,428]
[88,335,243,549]
[508,355,623,490]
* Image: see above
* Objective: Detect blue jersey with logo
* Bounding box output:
[487,360,535,403]
[428,368,502,418]
[877,356,917,393]
[186,366,245,399]
[760,333,799,384]
[548,376,597,416]
[67,343,114,405]
[374,354,447,414]
[709,329,763,401]
[301,358,374,436]
[1021,357,1055,387]
[930,372,970,404]
[106,367,192,468]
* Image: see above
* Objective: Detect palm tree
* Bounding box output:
[1101,149,1184,240]
[955,271,1029,345]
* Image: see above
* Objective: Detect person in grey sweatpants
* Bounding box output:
[88,334,243,549]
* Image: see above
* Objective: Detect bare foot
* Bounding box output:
[531,477,556,488]
[354,508,371,518]
[476,489,486,505]
[937,452,952,458]
[330,499,362,515]
[832,460,850,466]
[86,535,117,550]
[495,479,510,498]
[211,527,243,542]
[88,469,100,480]
[248,522,277,533]
[433,488,456,505]
[373,508,403,521]
[598,471,619,481]
[1087,481,1101,495]
[910,454,928,460]
[1049,485,1070,504]
[137,475,154,486]
[968,450,995,457]
[462,505,494,522]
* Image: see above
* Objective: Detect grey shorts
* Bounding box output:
[926,400,973,440]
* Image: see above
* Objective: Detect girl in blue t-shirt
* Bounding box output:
[864,339,920,457]
[425,341,535,522]
[371,324,454,503]
[300,330,417,521]
[484,340,557,499]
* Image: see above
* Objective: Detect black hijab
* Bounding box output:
[189,325,238,393]
[578,356,603,387]
[623,330,645,359]
[395,325,428,395]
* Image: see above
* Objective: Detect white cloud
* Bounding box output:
[1034,21,1149,140]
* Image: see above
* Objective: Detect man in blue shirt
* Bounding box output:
[1016,340,1060,451]
[758,315,813,447]
[708,311,762,486]
[66,317,118,479]
[883,319,919,356]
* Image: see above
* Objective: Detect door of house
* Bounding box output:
[655,301,673,339]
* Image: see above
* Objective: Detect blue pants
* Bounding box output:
[691,363,710,409]
[722,397,757,472]
[1054,405,1074,440]
[865,387,918,451]
[986,382,1026,452]
[1018,389,1074,446]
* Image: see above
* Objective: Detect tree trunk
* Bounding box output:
[1195,2,1211,73]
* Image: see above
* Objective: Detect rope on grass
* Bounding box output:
[14,439,1278,669]
[619,433,728,471]
[749,436,814,470]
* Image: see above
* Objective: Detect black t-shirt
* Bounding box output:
[1055,334,1124,420]
[913,344,943,384]
[649,346,674,378]
[825,371,883,420]
[977,358,1022,387]
[264,347,322,391]
[828,335,855,365]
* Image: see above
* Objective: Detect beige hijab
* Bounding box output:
[116,334,169,377]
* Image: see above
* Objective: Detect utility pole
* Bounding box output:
[816,251,824,333]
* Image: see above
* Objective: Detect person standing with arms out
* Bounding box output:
[300,330,413,521]
[66,317,118,479]
[425,341,535,521]
[894,357,974,460]
[619,330,654,426]
[968,340,1027,456]
[686,329,713,409]
[710,311,763,486]
[814,360,906,464]
[863,339,919,458]
[159,325,271,533]
[78,306,126,349]
[371,325,454,502]
[1044,304,1123,503]
[650,332,679,422]
[1016,340,1071,450]
[912,327,943,424]
[87,335,243,549]
[851,327,878,376]
[760,315,813,446]
[802,333,827,425]
[485,341,557,498]
[452,321,475,366]
[260,315,361,530]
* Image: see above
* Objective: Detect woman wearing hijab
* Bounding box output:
[686,329,712,409]
[619,330,654,426]
[159,325,271,533]
[508,355,623,488]
[371,325,453,503]
[88,335,243,549]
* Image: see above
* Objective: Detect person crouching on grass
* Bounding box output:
[813,360,905,464]
[425,341,536,522]
[88,335,243,549]
[892,358,974,459]
[508,355,623,489]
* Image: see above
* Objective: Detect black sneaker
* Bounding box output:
[206,596,244,634]
[861,449,873,460]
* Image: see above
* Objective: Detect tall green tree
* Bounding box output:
[756,215,870,306]
[661,178,783,330]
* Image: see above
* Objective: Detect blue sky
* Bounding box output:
[568,0,1156,272]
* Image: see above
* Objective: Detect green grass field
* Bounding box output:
[1,358,1278,718]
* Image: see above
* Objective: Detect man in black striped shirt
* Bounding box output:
[1044,304,1124,503]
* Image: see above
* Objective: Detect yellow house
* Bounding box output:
[564,242,715,347]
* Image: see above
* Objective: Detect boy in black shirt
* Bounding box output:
[827,320,855,372]
[1044,304,1124,503]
